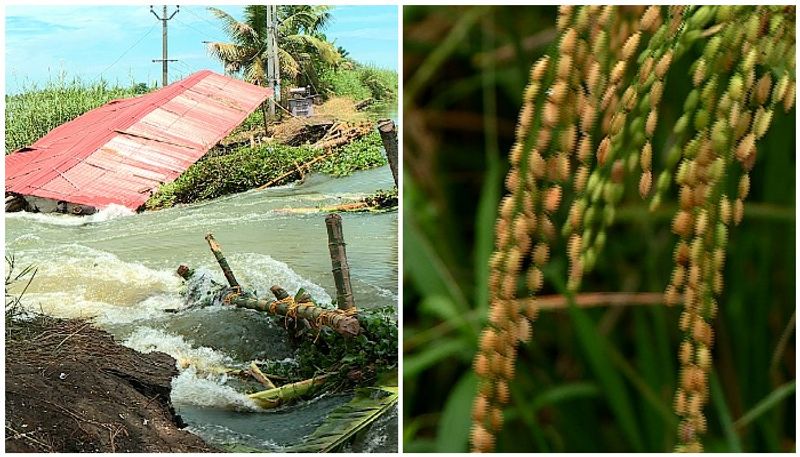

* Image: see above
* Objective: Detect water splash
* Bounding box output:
[8,245,182,324]
[5,204,134,226]
[171,368,260,411]
[124,326,237,372]
[229,253,332,303]
[124,327,260,411]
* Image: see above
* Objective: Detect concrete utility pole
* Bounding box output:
[150,5,180,87]
[265,5,281,115]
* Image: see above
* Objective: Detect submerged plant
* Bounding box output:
[471,5,795,452]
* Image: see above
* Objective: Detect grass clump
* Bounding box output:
[5,78,152,154]
[146,131,387,210]
[319,65,398,101]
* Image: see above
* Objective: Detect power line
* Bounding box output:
[95,23,157,81]
[174,15,213,41]
[182,5,223,30]
[175,59,200,75]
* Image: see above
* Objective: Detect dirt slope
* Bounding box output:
[5,316,215,452]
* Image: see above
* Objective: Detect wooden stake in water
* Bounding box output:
[205,233,240,289]
[325,214,355,310]
[377,119,399,187]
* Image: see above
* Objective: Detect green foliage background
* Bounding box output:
[146,132,387,209]
[5,78,153,154]
[319,64,399,102]
[403,6,795,452]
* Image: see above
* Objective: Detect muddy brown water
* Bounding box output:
[5,166,398,452]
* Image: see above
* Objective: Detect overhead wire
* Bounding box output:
[95,22,157,81]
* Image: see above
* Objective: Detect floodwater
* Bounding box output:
[5,165,398,452]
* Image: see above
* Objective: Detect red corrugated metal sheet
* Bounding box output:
[6,70,273,210]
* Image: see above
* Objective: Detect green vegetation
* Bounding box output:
[145,131,387,209]
[207,6,340,87]
[288,386,398,452]
[403,5,795,453]
[362,189,398,209]
[5,254,37,323]
[316,130,387,176]
[319,64,398,101]
[5,78,151,154]
[207,5,398,104]
[292,305,398,387]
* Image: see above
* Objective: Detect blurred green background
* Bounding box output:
[403,5,795,452]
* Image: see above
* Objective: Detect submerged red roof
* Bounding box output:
[6,70,272,210]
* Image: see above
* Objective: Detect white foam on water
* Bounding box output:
[9,244,184,324]
[5,204,134,226]
[171,368,261,411]
[18,243,179,287]
[370,283,398,302]
[16,291,179,325]
[123,327,261,411]
[124,326,235,371]
[6,233,41,247]
[230,253,332,304]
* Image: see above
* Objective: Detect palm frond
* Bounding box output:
[243,5,267,38]
[244,57,267,86]
[206,42,244,66]
[279,5,333,35]
[285,34,341,65]
[278,49,301,78]
[207,7,258,44]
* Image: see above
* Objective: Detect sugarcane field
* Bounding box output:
[5,4,399,453]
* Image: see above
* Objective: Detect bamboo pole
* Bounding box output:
[257,150,335,190]
[249,361,277,389]
[204,233,240,288]
[377,119,398,187]
[226,286,361,337]
[248,374,331,409]
[325,214,355,310]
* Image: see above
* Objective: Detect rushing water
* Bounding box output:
[5,166,398,452]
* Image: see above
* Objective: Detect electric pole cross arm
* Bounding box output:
[150,5,180,87]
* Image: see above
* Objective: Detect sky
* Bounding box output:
[4,5,398,94]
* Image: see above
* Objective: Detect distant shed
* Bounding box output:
[5,70,272,213]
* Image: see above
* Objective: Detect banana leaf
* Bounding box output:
[287,386,398,453]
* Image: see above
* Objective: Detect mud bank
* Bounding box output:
[5,316,215,453]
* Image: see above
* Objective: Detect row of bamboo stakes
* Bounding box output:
[197,213,359,337]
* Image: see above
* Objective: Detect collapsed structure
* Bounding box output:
[5,70,272,214]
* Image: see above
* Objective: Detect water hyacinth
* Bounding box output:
[471,5,795,452]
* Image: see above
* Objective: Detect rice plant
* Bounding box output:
[404,5,795,452]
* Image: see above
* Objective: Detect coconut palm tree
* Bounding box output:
[206,5,341,87]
